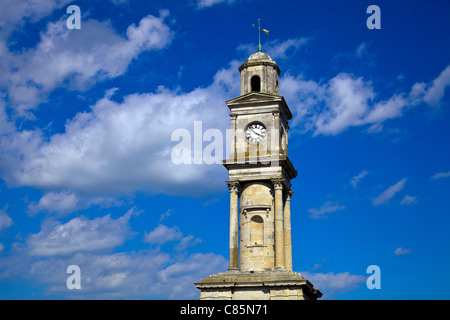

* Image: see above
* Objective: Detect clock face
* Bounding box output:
[246,123,266,143]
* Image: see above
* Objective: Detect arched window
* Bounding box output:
[250,215,264,245]
[251,75,261,92]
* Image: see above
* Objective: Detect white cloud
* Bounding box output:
[27,191,123,216]
[0,204,225,299]
[301,271,366,297]
[0,209,13,231]
[314,74,374,135]
[157,253,226,298]
[364,94,408,124]
[175,235,202,251]
[22,239,225,299]
[310,74,409,136]
[0,0,72,38]
[351,170,369,188]
[27,192,79,216]
[144,224,183,244]
[400,195,417,205]
[372,178,407,206]
[308,201,345,219]
[0,60,236,197]
[159,209,173,222]
[2,13,173,116]
[126,13,173,52]
[394,247,412,255]
[27,207,138,256]
[265,38,309,60]
[237,38,309,61]
[197,0,235,9]
[283,65,450,136]
[280,73,326,133]
[144,224,202,251]
[431,171,450,180]
[110,0,129,4]
[356,43,367,58]
[422,66,450,106]
[26,250,168,298]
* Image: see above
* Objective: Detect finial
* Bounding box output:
[252,18,269,53]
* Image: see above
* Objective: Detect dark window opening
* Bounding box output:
[250,215,264,245]
[251,75,261,92]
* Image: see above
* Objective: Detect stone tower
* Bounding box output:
[195,51,322,300]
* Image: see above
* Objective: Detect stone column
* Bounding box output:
[284,190,293,271]
[226,181,240,271]
[272,178,285,270]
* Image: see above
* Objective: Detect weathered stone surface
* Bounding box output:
[195,270,322,300]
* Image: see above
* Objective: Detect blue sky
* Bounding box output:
[0,0,449,299]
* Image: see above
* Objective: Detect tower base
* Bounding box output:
[194,270,322,300]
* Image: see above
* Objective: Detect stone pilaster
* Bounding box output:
[271,178,285,270]
[272,111,280,156]
[229,114,237,162]
[226,180,240,271]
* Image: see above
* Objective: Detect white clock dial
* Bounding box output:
[245,123,266,143]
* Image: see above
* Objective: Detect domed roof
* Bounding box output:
[238,51,280,75]
[247,52,274,62]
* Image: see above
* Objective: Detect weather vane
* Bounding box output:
[252,18,269,53]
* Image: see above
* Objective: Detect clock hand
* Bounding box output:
[250,128,261,136]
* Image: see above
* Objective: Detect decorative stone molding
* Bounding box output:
[226,180,240,193]
[285,189,293,201]
[270,178,285,190]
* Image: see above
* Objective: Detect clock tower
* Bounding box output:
[195,51,322,300]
